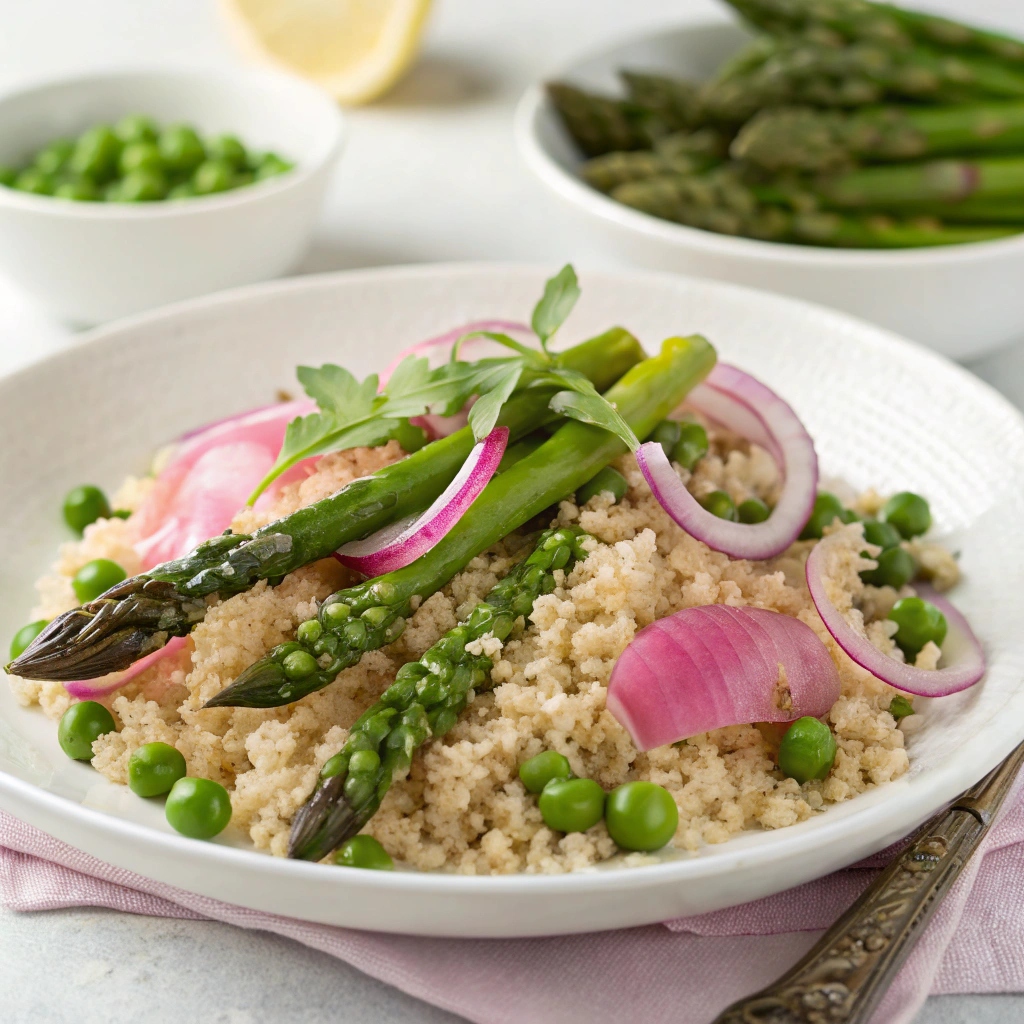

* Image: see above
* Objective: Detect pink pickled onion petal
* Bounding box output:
[335,426,509,577]
[636,364,817,561]
[135,441,281,568]
[379,320,533,386]
[64,636,190,700]
[132,402,315,571]
[607,605,840,751]
[806,535,985,696]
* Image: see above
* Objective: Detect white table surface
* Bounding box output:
[1,1,1023,1021]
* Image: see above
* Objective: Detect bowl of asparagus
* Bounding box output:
[516,0,1024,359]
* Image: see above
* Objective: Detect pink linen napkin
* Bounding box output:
[4,777,1024,1024]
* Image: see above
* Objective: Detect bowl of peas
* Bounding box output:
[0,67,345,324]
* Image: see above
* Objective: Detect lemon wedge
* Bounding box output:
[221,0,432,105]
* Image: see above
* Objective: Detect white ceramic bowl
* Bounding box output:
[2,264,1023,937]
[0,68,345,325]
[516,20,1024,361]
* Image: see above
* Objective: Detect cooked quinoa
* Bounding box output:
[8,426,960,874]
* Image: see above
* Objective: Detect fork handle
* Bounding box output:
[712,742,1024,1024]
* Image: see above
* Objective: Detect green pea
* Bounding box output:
[888,597,947,659]
[158,124,205,175]
[34,138,74,176]
[167,182,196,200]
[702,490,737,522]
[9,619,49,661]
[118,168,167,202]
[70,125,122,182]
[737,497,770,524]
[72,558,127,603]
[576,466,628,507]
[206,134,247,168]
[650,420,681,458]
[103,181,124,202]
[335,834,394,870]
[778,717,836,784]
[58,701,116,761]
[63,484,112,534]
[115,114,159,144]
[800,491,844,540]
[880,492,931,539]
[519,750,573,794]
[232,170,255,189]
[282,650,318,680]
[193,159,234,195]
[0,165,16,187]
[670,421,709,471]
[605,781,679,852]
[860,546,917,589]
[128,742,187,797]
[165,777,232,839]
[254,153,294,180]
[14,169,53,195]
[538,777,605,833]
[888,695,915,722]
[54,178,99,202]
[119,140,163,176]
[838,508,860,524]
[862,520,902,552]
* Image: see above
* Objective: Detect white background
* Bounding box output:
[0,1,1023,1021]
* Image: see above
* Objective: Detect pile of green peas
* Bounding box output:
[797,488,932,590]
[0,116,293,203]
[518,750,680,852]
[56,702,232,840]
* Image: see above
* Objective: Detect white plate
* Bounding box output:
[1,264,1023,938]
[515,21,1024,360]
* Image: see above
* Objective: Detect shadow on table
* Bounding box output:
[373,52,499,108]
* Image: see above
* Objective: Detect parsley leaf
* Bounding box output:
[531,265,580,354]
[468,362,524,438]
[548,368,639,452]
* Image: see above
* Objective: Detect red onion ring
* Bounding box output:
[379,320,533,386]
[335,426,509,577]
[635,364,818,561]
[64,636,190,701]
[606,605,841,751]
[806,535,985,696]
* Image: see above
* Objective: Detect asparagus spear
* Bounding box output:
[699,39,1024,124]
[619,71,702,131]
[545,83,653,157]
[790,210,1019,246]
[812,155,1024,205]
[7,331,643,683]
[581,149,718,193]
[288,525,588,861]
[206,334,717,709]
[733,102,1024,172]
[721,0,1024,64]
[612,172,1018,246]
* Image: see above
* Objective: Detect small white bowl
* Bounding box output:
[0,67,345,325]
[516,21,1024,360]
